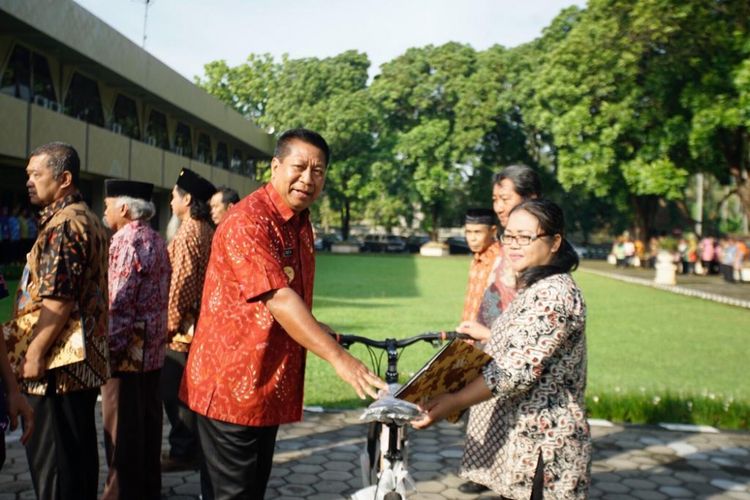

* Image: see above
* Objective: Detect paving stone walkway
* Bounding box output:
[2,407,749,499]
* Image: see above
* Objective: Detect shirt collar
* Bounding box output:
[38,191,82,227]
[474,241,500,263]
[264,183,308,224]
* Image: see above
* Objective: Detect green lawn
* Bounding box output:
[3,255,747,427]
[304,254,749,428]
[306,255,748,398]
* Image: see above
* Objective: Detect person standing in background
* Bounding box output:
[101,180,171,499]
[461,208,502,329]
[161,168,216,472]
[209,186,240,225]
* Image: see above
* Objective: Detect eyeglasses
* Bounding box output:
[500,233,549,246]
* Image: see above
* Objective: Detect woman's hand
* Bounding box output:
[456,320,491,342]
[411,393,458,430]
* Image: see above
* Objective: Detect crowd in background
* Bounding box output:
[609,231,749,283]
[0,206,37,266]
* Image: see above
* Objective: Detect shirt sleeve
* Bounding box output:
[221,212,289,302]
[483,278,583,401]
[108,237,142,353]
[37,220,86,300]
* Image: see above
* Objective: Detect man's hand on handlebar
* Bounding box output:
[456,320,491,342]
[331,350,387,400]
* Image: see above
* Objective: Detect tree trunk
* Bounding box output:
[631,195,660,240]
[725,128,750,221]
[430,204,440,241]
[341,199,351,241]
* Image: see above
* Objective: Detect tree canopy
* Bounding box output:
[197,0,750,240]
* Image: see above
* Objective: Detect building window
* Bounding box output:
[231,149,243,173]
[31,53,56,104]
[245,158,257,179]
[216,142,228,169]
[0,45,31,100]
[64,72,104,127]
[196,133,212,164]
[1,45,57,108]
[145,110,169,149]
[112,94,140,139]
[174,122,192,158]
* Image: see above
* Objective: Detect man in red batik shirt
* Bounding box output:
[181,128,385,499]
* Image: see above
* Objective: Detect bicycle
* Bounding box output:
[332,331,468,500]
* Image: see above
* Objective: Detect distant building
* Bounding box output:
[0,0,273,230]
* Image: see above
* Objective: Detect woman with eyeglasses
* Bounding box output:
[413,199,591,500]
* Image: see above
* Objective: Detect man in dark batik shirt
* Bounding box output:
[17,142,109,500]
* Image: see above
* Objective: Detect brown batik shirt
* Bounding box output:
[167,216,214,352]
[14,192,110,395]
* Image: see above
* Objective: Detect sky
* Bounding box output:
[73,0,586,81]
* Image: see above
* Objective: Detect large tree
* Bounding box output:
[196,51,377,239]
[369,42,482,238]
[521,0,750,238]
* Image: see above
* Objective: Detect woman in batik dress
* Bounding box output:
[413,199,591,500]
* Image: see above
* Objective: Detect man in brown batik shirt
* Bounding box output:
[17,142,109,500]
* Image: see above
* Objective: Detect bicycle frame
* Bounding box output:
[335,331,466,500]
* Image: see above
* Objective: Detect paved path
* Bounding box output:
[578,261,750,308]
[2,407,749,499]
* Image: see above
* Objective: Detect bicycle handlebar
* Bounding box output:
[332,331,469,349]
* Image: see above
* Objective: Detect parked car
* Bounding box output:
[314,233,342,251]
[571,243,588,259]
[585,243,611,260]
[446,236,471,255]
[361,234,407,253]
[406,235,431,253]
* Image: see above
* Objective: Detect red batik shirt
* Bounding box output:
[181,184,315,426]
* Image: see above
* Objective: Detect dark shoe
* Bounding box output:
[458,481,490,494]
[161,454,200,472]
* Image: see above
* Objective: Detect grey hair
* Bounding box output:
[29,142,81,185]
[116,196,156,221]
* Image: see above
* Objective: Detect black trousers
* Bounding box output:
[720,264,736,283]
[25,386,100,500]
[197,413,279,500]
[101,370,162,500]
[161,348,198,458]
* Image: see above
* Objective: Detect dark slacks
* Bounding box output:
[197,413,279,500]
[101,370,162,500]
[161,348,198,458]
[25,385,99,500]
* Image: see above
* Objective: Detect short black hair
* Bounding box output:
[215,186,240,205]
[493,164,542,200]
[30,142,80,186]
[274,128,330,167]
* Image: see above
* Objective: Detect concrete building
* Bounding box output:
[0,0,273,233]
